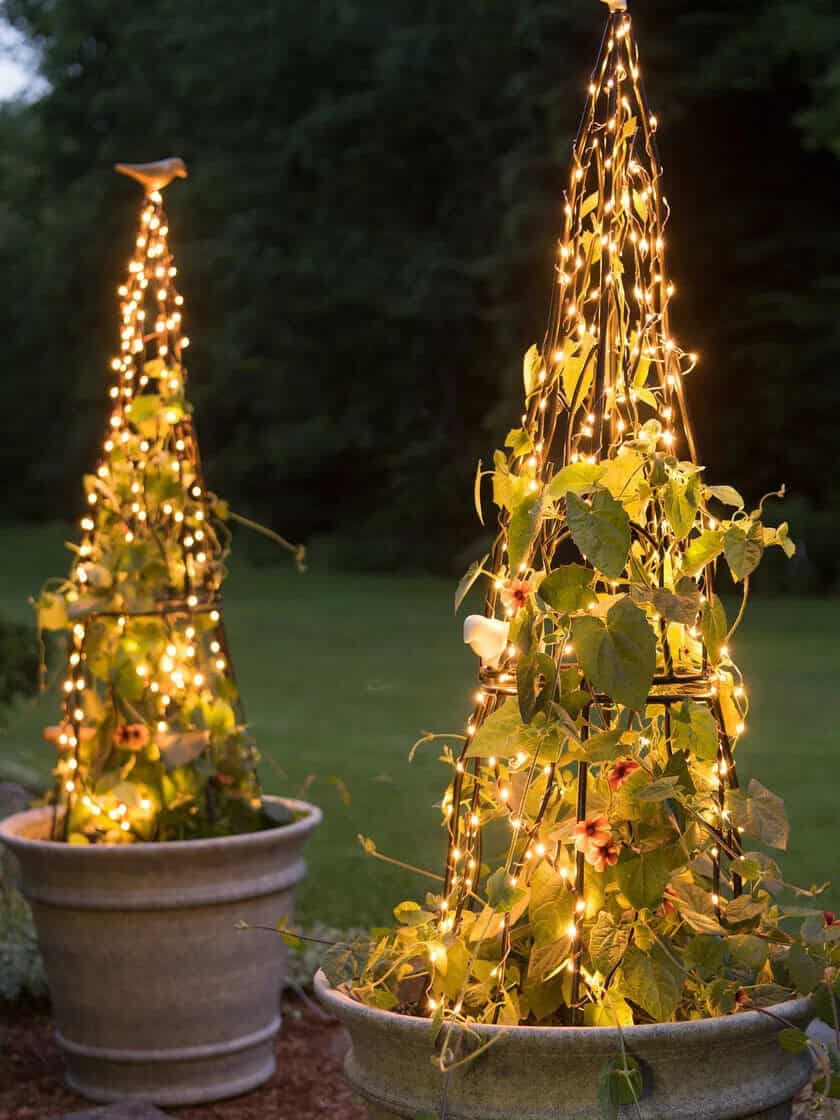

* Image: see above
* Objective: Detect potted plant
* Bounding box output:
[315,7,838,1118]
[0,158,321,1107]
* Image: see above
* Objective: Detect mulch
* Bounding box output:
[2,996,837,1120]
[0,995,367,1120]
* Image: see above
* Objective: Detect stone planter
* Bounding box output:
[315,970,813,1120]
[0,797,321,1106]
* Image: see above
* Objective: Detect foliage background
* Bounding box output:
[0,0,837,584]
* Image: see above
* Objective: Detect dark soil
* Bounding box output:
[0,995,367,1120]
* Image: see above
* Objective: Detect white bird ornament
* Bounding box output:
[463,615,510,668]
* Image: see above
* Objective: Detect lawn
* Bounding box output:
[0,523,837,928]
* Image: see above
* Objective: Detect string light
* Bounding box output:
[418,6,758,1032]
[44,163,259,845]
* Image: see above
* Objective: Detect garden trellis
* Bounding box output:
[42,159,268,842]
[403,4,796,1027]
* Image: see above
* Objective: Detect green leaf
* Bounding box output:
[724,894,769,924]
[572,596,656,711]
[614,846,680,910]
[729,857,764,883]
[556,666,591,719]
[812,973,840,1026]
[664,474,701,541]
[523,966,567,1021]
[126,393,161,426]
[486,867,527,914]
[508,492,543,570]
[701,595,728,665]
[684,934,725,978]
[561,334,597,407]
[366,989,398,1011]
[633,776,681,803]
[441,938,470,999]
[464,702,525,759]
[322,937,374,988]
[539,564,594,614]
[784,944,821,995]
[505,428,534,457]
[727,934,768,973]
[672,701,719,761]
[276,918,304,948]
[670,880,725,935]
[802,916,840,946]
[775,522,797,560]
[200,697,237,737]
[599,1053,643,1120]
[585,997,634,1027]
[544,462,605,501]
[574,727,624,762]
[157,729,211,770]
[724,521,764,582]
[523,344,542,397]
[682,530,724,577]
[473,459,485,525]
[662,749,696,796]
[37,591,68,631]
[777,1027,810,1054]
[589,911,631,974]
[517,652,556,724]
[725,779,790,851]
[649,581,700,625]
[705,485,744,509]
[528,860,576,946]
[454,554,488,613]
[567,490,631,580]
[393,901,434,928]
[621,944,683,1021]
[606,1054,643,1105]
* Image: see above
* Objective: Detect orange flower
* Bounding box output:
[113,723,151,751]
[587,839,619,873]
[500,578,534,614]
[608,758,641,792]
[574,814,611,855]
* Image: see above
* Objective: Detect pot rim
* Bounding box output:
[0,794,322,854]
[314,969,813,1044]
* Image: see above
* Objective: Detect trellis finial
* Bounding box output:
[114,157,187,195]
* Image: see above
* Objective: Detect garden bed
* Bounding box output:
[0,994,366,1120]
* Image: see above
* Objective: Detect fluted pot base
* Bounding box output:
[0,799,322,1106]
[315,971,812,1120]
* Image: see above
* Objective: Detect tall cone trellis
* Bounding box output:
[415,5,795,1027]
[45,160,265,843]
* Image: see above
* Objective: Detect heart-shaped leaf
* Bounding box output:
[567,490,631,580]
[571,596,656,710]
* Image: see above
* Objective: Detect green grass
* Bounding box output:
[0,523,837,926]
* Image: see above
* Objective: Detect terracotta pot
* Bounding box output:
[315,970,813,1120]
[0,798,321,1106]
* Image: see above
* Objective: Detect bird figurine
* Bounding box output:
[114,157,187,194]
[600,0,628,11]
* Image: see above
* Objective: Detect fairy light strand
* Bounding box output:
[432,7,749,1026]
